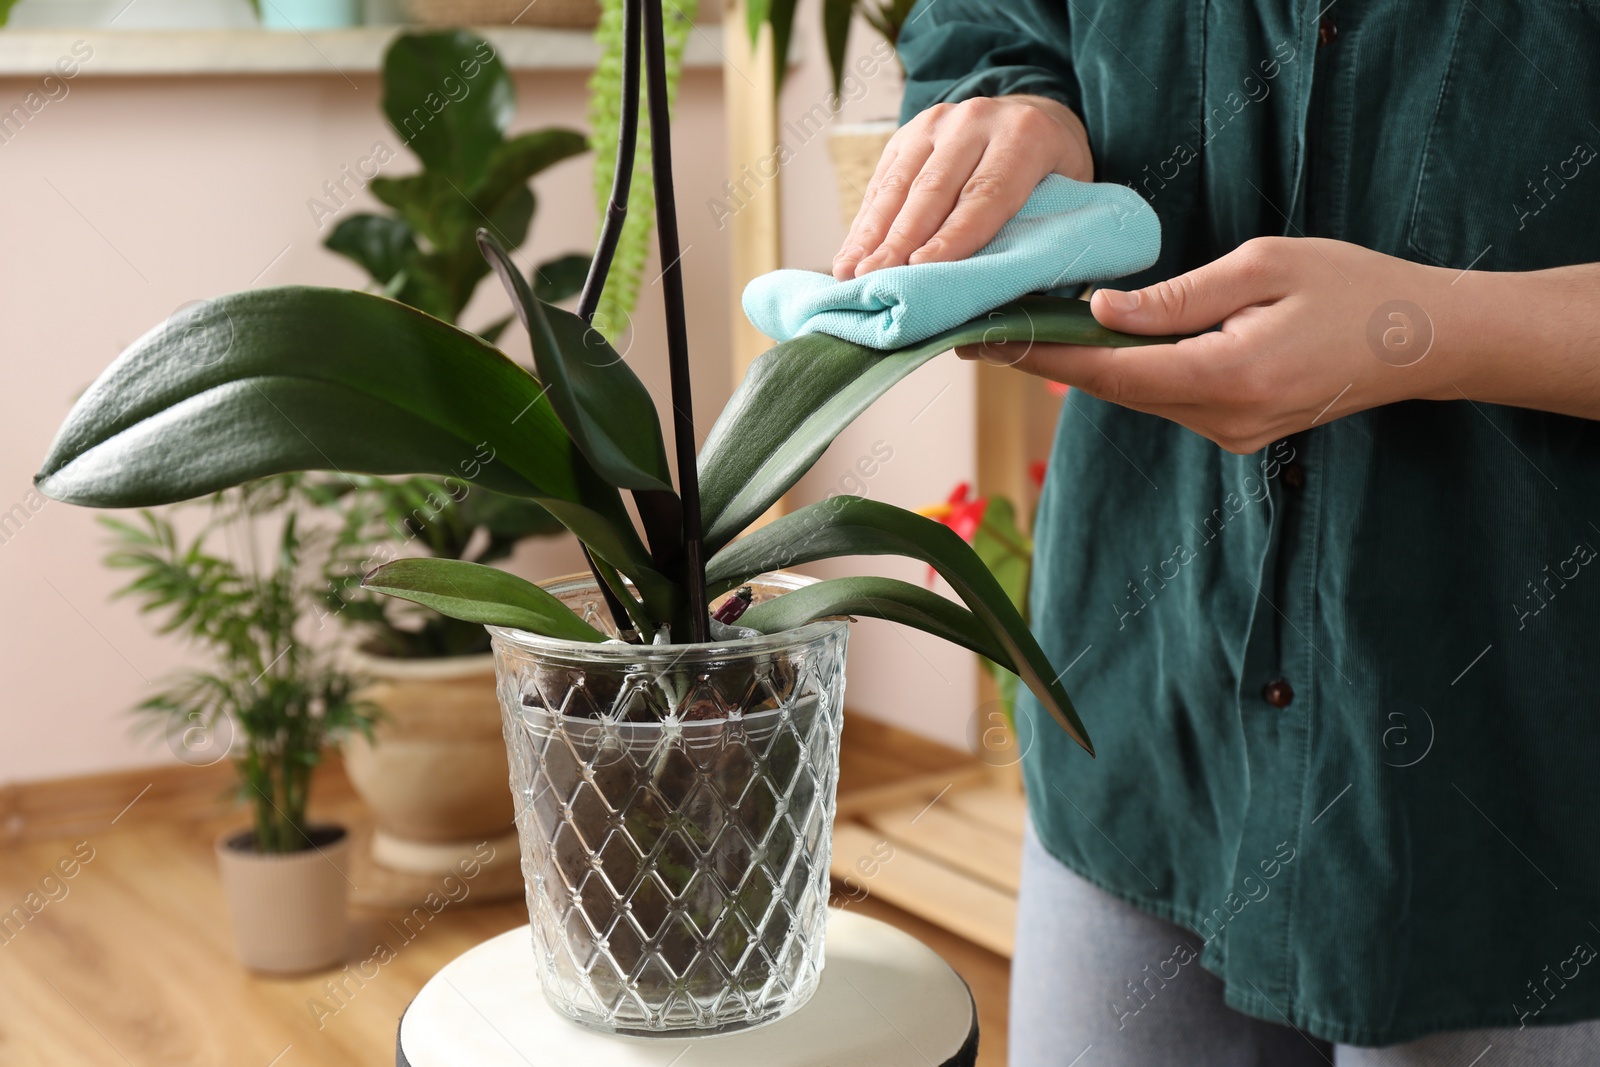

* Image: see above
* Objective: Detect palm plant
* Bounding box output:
[33,0,1169,755]
[104,478,374,853]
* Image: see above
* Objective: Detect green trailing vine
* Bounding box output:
[588,0,699,342]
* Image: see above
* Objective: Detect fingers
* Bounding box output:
[1091,237,1294,336]
[853,135,989,275]
[901,151,1032,268]
[833,134,936,280]
[960,333,1229,409]
[909,107,1075,267]
[833,96,1095,281]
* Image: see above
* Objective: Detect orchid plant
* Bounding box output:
[32,0,1167,756]
[921,468,1046,723]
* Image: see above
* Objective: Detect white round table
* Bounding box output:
[396,908,979,1066]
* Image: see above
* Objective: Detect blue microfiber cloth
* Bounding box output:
[742,174,1161,350]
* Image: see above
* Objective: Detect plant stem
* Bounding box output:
[642,0,709,642]
[578,0,641,324]
[576,0,662,640]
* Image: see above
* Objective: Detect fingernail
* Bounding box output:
[1100,289,1141,312]
[909,239,941,265]
[835,245,862,262]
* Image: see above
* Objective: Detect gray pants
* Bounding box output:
[1012,826,1600,1066]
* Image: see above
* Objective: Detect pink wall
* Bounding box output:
[0,65,732,783]
[0,10,991,785]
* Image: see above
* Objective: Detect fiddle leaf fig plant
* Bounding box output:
[326,30,591,330]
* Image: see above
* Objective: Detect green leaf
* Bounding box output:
[478,315,513,344]
[35,286,660,586]
[533,253,592,304]
[740,576,1009,664]
[822,0,855,95]
[324,214,418,285]
[767,0,801,93]
[456,489,566,541]
[362,558,605,643]
[698,296,1178,553]
[368,173,535,321]
[475,129,589,215]
[704,495,1092,754]
[383,31,513,189]
[478,231,674,493]
[970,495,1031,614]
[745,0,770,43]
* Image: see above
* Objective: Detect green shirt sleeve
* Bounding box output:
[897,0,1080,124]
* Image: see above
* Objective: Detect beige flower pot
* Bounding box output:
[343,651,516,876]
[215,825,350,974]
[826,120,897,231]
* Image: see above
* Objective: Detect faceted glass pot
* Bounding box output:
[490,572,849,1037]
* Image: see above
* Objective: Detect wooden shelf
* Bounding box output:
[0,25,727,77]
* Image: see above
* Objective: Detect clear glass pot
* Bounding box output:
[490,572,849,1036]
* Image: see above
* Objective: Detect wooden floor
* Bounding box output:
[0,721,1011,1066]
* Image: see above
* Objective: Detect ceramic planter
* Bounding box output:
[215,825,350,973]
[259,0,360,28]
[343,650,517,876]
[492,572,849,1036]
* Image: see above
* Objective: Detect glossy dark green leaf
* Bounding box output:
[740,576,1009,664]
[324,214,418,285]
[34,286,658,585]
[457,489,566,540]
[382,31,513,188]
[479,231,674,493]
[362,558,604,642]
[767,0,801,92]
[369,173,535,320]
[533,253,592,304]
[475,129,589,214]
[822,0,854,95]
[704,495,1092,753]
[698,296,1178,553]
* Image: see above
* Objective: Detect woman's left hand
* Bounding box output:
[960,237,1466,453]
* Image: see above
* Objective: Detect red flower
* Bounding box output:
[917,483,989,586]
[1029,460,1048,491]
[920,482,989,541]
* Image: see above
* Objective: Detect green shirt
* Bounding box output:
[900,0,1600,1047]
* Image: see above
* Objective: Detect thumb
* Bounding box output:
[1090,243,1284,335]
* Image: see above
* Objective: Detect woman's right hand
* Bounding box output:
[832,94,1095,281]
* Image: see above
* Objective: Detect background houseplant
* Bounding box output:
[36,0,1160,1032]
[103,477,374,972]
[318,30,588,892]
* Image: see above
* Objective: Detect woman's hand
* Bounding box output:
[960,237,1484,453]
[832,95,1094,281]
